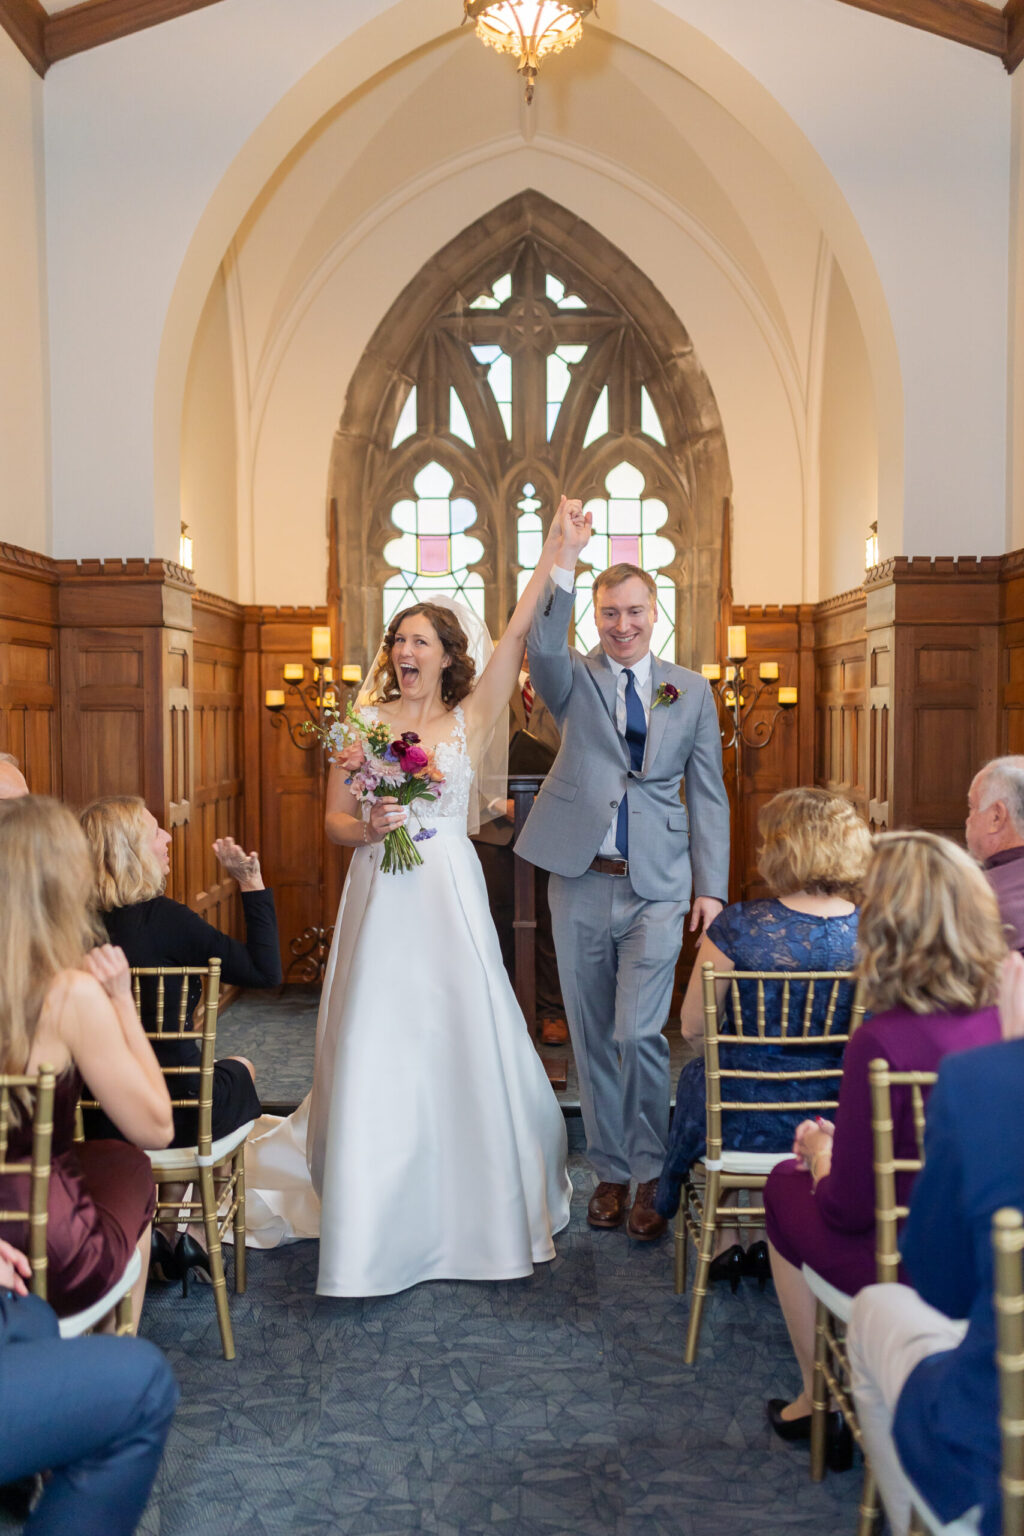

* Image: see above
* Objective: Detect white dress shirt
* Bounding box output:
[551,564,653,858]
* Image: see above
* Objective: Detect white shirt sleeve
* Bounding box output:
[551,565,575,593]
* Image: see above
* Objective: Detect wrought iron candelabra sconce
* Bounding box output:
[262,627,363,982]
[701,624,797,778]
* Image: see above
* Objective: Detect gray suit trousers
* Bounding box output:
[548,870,687,1184]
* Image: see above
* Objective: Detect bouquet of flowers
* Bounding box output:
[306,701,445,873]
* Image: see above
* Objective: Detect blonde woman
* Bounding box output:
[0,797,173,1328]
[763,831,1004,1453]
[654,788,871,1281]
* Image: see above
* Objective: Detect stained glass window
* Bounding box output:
[368,243,693,663]
[573,463,676,658]
[471,344,513,437]
[547,346,587,439]
[382,462,484,623]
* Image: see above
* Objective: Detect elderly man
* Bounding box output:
[965,754,1024,949]
[0,754,28,800]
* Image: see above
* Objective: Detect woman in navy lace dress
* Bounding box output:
[654,789,871,1269]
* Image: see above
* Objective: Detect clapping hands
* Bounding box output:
[213,837,264,892]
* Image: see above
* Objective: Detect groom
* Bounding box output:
[516,507,730,1239]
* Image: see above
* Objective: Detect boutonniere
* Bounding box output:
[652,682,680,709]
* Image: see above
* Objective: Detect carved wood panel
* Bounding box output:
[0,545,60,794]
[192,595,246,940]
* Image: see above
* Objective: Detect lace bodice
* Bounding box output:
[364,703,473,828]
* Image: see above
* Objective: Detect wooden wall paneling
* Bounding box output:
[812,587,868,814]
[55,561,195,849]
[864,571,895,831]
[1000,554,1024,752]
[0,544,61,794]
[253,607,331,977]
[872,557,1000,838]
[192,593,247,940]
[726,605,806,900]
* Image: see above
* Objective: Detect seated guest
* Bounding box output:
[0,753,29,800]
[0,1235,178,1536]
[762,832,1004,1449]
[966,754,1024,950]
[654,787,870,1279]
[847,963,1024,1536]
[0,796,173,1327]
[79,797,281,1277]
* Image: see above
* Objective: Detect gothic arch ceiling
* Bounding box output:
[1,0,1021,78]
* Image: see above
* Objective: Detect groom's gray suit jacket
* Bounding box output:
[515,578,730,906]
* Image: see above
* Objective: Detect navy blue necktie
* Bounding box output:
[615,668,647,858]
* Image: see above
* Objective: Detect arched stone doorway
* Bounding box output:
[328,191,731,671]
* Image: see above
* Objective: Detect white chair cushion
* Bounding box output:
[147,1120,255,1171]
[58,1247,142,1339]
[700,1151,792,1176]
[802,1262,854,1323]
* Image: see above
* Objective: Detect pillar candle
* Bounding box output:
[778,686,798,707]
[701,663,721,681]
[311,626,332,661]
[727,625,747,660]
[283,664,304,682]
[758,662,779,681]
[265,690,285,710]
[341,664,363,684]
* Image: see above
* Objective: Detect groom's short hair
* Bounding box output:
[593,564,657,606]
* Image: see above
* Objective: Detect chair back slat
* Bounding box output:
[0,1068,56,1300]
[700,964,860,1163]
[130,961,222,1158]
[994,1207,1024,1536]
[868,1058,936,1283]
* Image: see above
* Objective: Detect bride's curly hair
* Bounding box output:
[371,603,476,706]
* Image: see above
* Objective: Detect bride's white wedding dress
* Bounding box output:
[242,703,572,1296]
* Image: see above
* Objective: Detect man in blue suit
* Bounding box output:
[847,996,1024,1536]
[0,1238,178,1534]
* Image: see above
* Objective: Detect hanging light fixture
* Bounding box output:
[463,1,597,104]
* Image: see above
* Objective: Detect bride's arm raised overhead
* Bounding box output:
[462,496,585,753]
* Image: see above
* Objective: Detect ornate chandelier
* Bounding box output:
[463,1,597,104]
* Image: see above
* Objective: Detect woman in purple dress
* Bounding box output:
[763,831,1005,1448]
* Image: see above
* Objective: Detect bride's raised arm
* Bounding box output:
[463,496,580,751]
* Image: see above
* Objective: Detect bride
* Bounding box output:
[242,499,579,1295]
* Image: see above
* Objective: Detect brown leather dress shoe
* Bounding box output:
[626,1179,668,1241]
[587,1181,631,1229]
[538,1015,570,1046]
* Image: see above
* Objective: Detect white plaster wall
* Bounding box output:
[247,147,804,607]
[0,29,49,553]
[41,0,1011,580]
[180,269,237,598]
[819,260,878,597]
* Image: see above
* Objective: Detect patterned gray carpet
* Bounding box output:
[129,1153,861,1536]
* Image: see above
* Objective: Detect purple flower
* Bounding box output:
[412,827,437,843]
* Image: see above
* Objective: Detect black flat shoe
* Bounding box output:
[744,1240,771,1289]
[174,1233,212,1298]
[149,1229,179,1284]
[767,1398,812,1442]
[708,1244,746,1293]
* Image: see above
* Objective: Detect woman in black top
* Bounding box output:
[79,797,281,1275]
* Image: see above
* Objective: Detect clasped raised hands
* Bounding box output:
[550,494,592,559]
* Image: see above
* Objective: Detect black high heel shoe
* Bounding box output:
[707,1243,746,1293]
[744,1240,772,1290]
[174,1233,212,1298]
[149,1229,179,1284]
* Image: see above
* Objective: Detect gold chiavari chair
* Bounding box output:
[805,1059,937,1536]
[136,959,250,1362]
[994,1207,1024,1536]
[677,962,863,1365]
[2,1066,139,1336]
[81,959,251,1360]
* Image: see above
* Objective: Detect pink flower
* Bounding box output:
[333,742,366,771]
[394,740,429,773]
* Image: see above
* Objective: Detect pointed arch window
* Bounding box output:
[361,231,702,664]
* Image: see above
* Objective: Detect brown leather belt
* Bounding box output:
[589,856,629,876]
